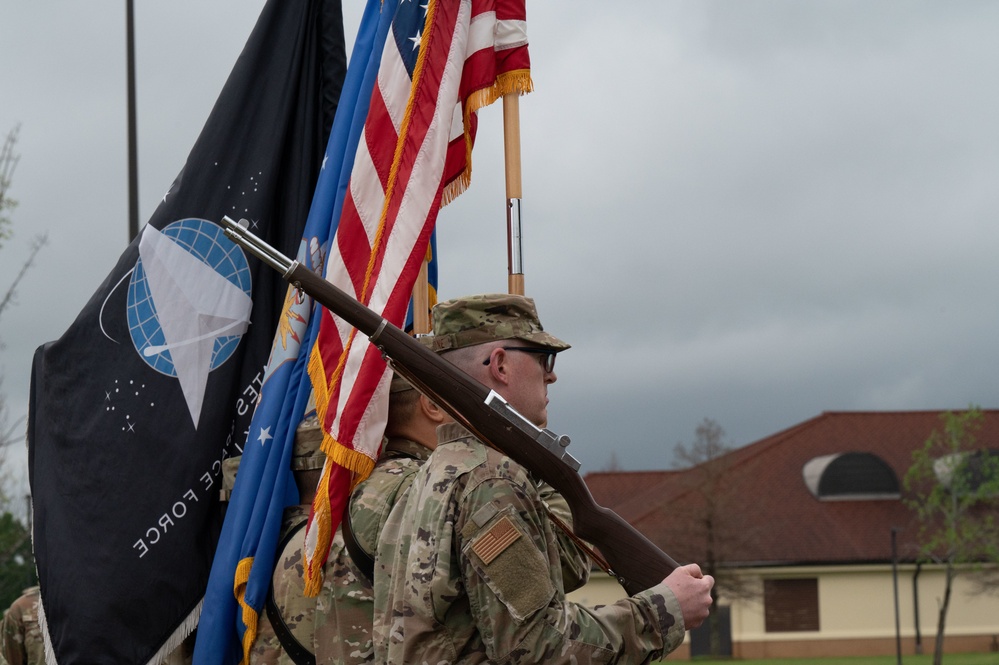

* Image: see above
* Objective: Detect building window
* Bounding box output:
[764,578,819,632]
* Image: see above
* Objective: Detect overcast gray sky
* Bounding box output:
[3,1,998,486]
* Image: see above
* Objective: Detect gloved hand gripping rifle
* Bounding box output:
[221,216,679,596]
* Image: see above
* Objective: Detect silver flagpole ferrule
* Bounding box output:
[507,198,523,275]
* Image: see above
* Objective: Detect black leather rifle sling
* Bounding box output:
[265,517,316,665]
[341,442,422,582]
[340,504,375,582]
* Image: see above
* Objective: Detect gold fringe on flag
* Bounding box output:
[234,557,260,665]
[306,331,379,480]
[303,334,379,597]
[302,456,331,597]
[441,69,534,207]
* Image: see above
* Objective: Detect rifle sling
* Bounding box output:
[341,505,375,582]
[342,442,423,583]
[544,505,615,579]
[265,518,316,665]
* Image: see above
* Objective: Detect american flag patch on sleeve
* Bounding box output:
[472,516,522,565]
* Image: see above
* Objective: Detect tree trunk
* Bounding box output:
[705,516,720,656]
[933,561,955,665]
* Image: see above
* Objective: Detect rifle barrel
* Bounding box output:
[221,217,680,595]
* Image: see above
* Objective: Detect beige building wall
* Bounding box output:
[568,564,999,659]
[732,564,999,642]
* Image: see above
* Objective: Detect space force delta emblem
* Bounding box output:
[122,219,252,429]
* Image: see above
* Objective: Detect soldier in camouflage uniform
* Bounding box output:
[223,416,326,665]
[227,378,446,664]
[373,294,715,664]
[313,373,589,665]
[311,373,442,664]
[243,377,460,663]
[0,587,44,665]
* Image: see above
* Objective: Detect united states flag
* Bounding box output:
[303,0,532,593]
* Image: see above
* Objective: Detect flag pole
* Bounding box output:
[503,93,524,296]
[411,258,430,333]
[126,0,139,242]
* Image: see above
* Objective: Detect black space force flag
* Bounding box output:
[27,1,345,662]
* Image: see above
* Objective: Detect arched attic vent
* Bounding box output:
[802,452,900,501]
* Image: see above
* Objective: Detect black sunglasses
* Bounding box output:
[482,346,557,373]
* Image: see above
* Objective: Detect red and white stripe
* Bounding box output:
[304,0,532,591]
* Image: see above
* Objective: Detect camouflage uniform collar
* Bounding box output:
[436,422,476,446]
[384,436,433,461]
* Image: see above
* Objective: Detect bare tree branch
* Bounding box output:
[671,418,762,655]
[0,124,21,246]
[0,233,48,324]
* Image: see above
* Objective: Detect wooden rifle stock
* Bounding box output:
[221,217,678,596]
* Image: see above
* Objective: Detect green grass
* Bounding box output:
[688,654,997,665]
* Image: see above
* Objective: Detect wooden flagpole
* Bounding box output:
[411,256,430,333]
[503,93,525,296]
[413,91,525,321]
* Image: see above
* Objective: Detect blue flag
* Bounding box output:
[26,1,345,663]
[193,0,397,661]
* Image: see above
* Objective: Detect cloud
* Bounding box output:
[3,0,999,480]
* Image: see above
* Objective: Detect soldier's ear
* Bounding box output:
[484,347,512,386]
[420,395,447,423]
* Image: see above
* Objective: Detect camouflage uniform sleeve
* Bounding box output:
[314,455,426,665]
[0,590,40,665]
[0,607,22,665]
[536,481,591,593]
[458,475,683,664]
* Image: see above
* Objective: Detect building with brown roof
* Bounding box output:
[570,410,999,659]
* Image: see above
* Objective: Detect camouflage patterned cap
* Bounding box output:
[423,293,570,353]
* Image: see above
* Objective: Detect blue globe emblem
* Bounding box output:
[127,218,252,376]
